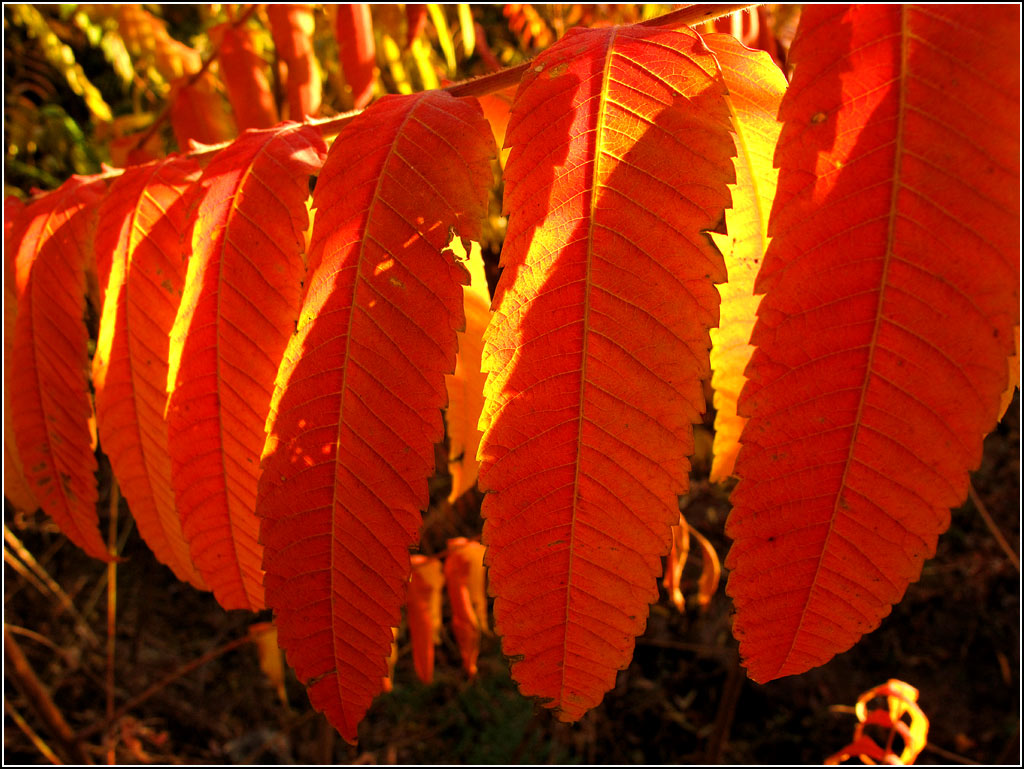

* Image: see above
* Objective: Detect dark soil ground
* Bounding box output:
[4,394,1019,765]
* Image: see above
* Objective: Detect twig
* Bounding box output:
[3,526,99,646]
[4,626,92,764]
[75,634,253,741]
[79,516,135,622]
[5,697,63,764]
[968,481,1019,571]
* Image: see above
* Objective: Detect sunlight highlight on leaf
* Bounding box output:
[703,32,786,483]
[445,240,489,502]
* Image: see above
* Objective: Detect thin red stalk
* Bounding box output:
[104,482,120,764]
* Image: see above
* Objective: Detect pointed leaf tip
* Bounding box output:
[479,24,736,720]
[257,90,494,741]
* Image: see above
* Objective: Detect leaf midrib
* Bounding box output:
[782,7,910,676]
[328,100,420,734]
[562,26,619,711]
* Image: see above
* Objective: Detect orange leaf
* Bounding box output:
[4,196,39,515]
[478,25,735,721]
[8,176,110,560]
[704,32,786,483]
[266,4,322,120]
[663,515,691,612]
[503,4,552,50]
[407,555,444,684]
[257,91,494,742]
[726,5,1020,683]
[334,4,377,109]
[445,240,489,503]
[92,156,207,590]
[447,537,489,633]
[114,5,201,81]
[443,538,483,676]
[166,124,326,611]
[405,4,428,48]
[211,22,279,130]
[827,679,929,765]
[475,86,516,169]
[383,626,399,693]
[249,621,289,708]
[687,524,721,610]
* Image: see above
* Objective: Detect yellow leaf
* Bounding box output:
[380,33,414,94]
[427,4,456,72]
[458,4,475,57]
[11,5,112,122]
[249,622,288,709]
[410,35,440,91]
[446,240,489,503]
[702,34,786,483]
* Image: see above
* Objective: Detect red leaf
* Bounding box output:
[407,554,444,684]
[726,5,1020,682]
[267,4,322,120]
[4,196,39,515]
[257,91,494,741]
[477,25,735,721]
[92,156,207,589]
[405,4,428,48]
[212,22,279,130]
[169,72,237,149]
[443,539,483,676]
[334,4,376,109]
[8,176,110,560]
[166,124,326,611]
[475,85,516,169]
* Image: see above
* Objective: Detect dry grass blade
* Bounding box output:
[5,697,63,764]
[4,626,92,764]
[4,526,98,646]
